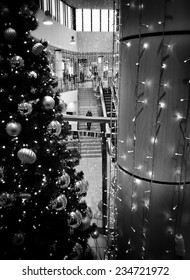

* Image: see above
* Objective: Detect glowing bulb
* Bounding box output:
[161,63,167,69]
[159,102,166,108]
[147,171,153,177]
[126,42,131,47]
[134,178,141,185]
[143,42,149,49]
[176,113,184,120]
[151,137,158,144]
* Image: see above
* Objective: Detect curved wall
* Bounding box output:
[117,0,190,259]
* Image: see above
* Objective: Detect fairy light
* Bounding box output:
[143,42,149,49]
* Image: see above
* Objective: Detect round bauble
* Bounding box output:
[10,55,24,69]
[69,210,82,229]
[12,232,25,246]
[18,102,32,116]
[42,96,55,110]
[57,171,70,189]
[6,121,22,137]
[91,229,99,239]
[75,178,89,195]
[32,43,44,56]
[17,148,36,164]
[28,71,37,78]
[4,27,17,42]
[47,120,61,136]
[51,194,67,211]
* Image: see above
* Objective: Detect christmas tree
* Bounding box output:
[0,0,98,260]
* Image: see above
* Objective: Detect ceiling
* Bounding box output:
[66,0,114,9]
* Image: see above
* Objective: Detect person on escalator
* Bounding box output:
[86,110,92,130]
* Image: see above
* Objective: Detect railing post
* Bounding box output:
[101,123,107,235]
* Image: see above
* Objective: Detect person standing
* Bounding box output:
[86,110,92,130]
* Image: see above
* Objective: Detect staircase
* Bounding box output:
[102,87,117,133]
[78,85,102,158]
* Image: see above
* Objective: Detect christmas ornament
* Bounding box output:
[18,102,33,116]
[18,192,31,200]
[17,148,36,164]
[32,43,44,56]
[47,120,61,136]
[79,215,91,231]
[68,210,82,228]
[70,242,83,260]
[4,27,17,42]
[75,178,89,195]
[42,96,55,110]
[28,71,37,78]
[6,121,22,136]
[12,232,25,246]
[57,171,70,189]
[91,229,99,239]
[0,192,15,208]
[51,194,67,211]
[10,55,24,68]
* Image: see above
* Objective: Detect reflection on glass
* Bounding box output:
[83,9,91,31]
[76,9,82,31]
[109,10,114,32]
[92,9,100,31]
[60,1,63,25]
[101,10,108,31]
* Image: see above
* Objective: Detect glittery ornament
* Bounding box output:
[32,43,44,56]
[17,148,36,164]
[51,194,67,211]
[47,120,61,136]
[75,178,89,195]
[12,232,25,246]
[0,192,15,208]
[18,102,32,116]
[69,210,82,228]
[42,96,55,110]
[10,55,24,68]
[4,27,17,42]
[91,229,99,239]
[28,71,37,78]
[57,171,70,189]
[6,121,22,136]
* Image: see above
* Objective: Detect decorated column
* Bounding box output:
[117,0,190,259]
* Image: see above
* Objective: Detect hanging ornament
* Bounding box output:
[75,178,89,195]
[50,194,67,211]
[12,232,25,246]
[68,210,82,228]
[5,121,22,136]
[91,228,99,239]
[32,43,44,56]
[42,96,55,110]
[10,55,24,69]
[28,71,37,78]
[18,192,31,200]
[57,171,70,189]
[47,120,61,136]
[17,148,36,164]
[0,192,15,208]
[18,102,33,116]
[4,27,17,42]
